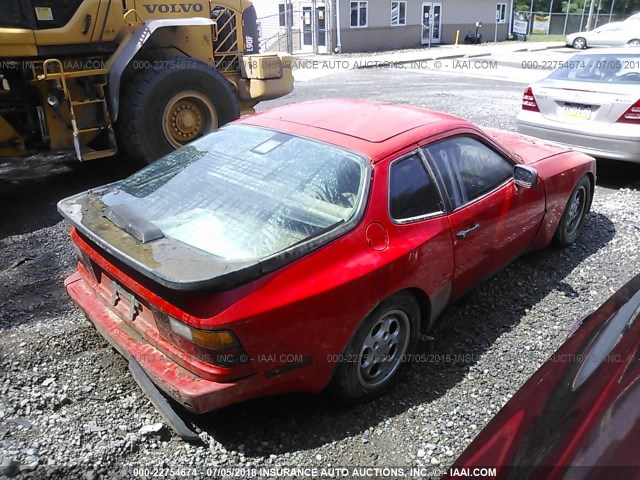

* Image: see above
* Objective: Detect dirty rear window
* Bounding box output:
[99,124,368,262]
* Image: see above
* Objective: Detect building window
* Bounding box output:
[279,3,293,27]
[391,1,407,26]
[350,1,367,28]
[496,3,507,24]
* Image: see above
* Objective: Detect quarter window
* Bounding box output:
[391,1,407,26]
[389,154,442,220]
[351,1,368,28]
[425,136,513,210]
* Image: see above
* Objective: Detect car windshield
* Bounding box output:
[549,53,640,84]
[99,124,367,262]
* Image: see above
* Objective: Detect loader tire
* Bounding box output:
[117,57,240,164]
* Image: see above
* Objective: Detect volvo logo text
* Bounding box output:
[143,3,205,14]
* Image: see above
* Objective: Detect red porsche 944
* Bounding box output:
[59,100,596,415]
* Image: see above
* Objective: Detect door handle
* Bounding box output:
[456,223,480,239]
[82,14,92,35]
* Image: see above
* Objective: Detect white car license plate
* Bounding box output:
[562,104,591,120]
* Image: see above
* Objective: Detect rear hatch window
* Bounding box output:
[59,124,369,290]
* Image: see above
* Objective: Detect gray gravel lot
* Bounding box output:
[1,68,640,479]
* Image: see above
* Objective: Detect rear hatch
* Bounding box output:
[58,123,370,292]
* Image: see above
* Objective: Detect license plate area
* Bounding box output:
[562,102,592,120]
[110,280,142,321]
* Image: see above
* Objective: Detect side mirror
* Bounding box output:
[514,165,538,189]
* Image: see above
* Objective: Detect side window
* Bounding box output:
[425,136,513,210]
[389,154,442,221]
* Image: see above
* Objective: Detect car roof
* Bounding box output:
[238,99,471,162]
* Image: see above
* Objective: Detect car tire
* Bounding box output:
[330,292,420,405]
[117,56,240,164]
[553,175,591,247]
[628,39,640,46]
[572,37,587,49]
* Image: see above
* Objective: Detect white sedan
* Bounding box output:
[516,48,640,163]
[567,22,640,49]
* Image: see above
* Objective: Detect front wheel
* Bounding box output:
[117,57,240,164]
[330,292,420,405]
[572,37,587,49]
[553,176,591,247]
[628,39,640,46]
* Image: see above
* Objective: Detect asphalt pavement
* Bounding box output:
[289,41,570,83]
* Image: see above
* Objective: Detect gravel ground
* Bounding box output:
[1,82,640,478]
[2,172,639,480]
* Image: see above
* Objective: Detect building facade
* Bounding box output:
[252,0,330,53]
[253,0,513,54]
[335,0,513,52]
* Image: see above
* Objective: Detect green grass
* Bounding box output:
[526,34,566,42]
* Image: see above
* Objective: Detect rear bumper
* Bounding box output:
[65,272,263,414]
[516,113,640,163]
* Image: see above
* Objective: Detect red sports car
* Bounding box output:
[59,100,596,419]
[443,273,640,480]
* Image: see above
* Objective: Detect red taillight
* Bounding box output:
[617,99,640,124]
[153,310,248,367]
[522,87,539,112]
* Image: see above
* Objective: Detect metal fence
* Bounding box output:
[514,11,629,36]
[257,5,330,54]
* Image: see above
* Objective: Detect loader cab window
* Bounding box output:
[211,6,238,53]
[0,1,33,28]
[31,0,85,29]
[211,5,240,70]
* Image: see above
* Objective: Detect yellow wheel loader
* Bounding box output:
[0,1,293,164]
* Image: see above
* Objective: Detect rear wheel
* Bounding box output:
[553,176,591,246]
[628,39,640,46]
[118,57,240,164]
[572,37,587,49]
[330,292,420,405]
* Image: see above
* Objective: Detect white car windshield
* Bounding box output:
[549,53,640,84]
[99,124,368,261]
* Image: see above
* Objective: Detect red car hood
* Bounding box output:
[443,273,640,480]
[483,128,573,165]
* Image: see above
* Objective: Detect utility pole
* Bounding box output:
[579,0,588,30]
[284,0,293,54]
[608,0,615,23]
[311,0,318,53]
[595,0,602,27]
[585,0,597,30]
[562,0,571,35]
